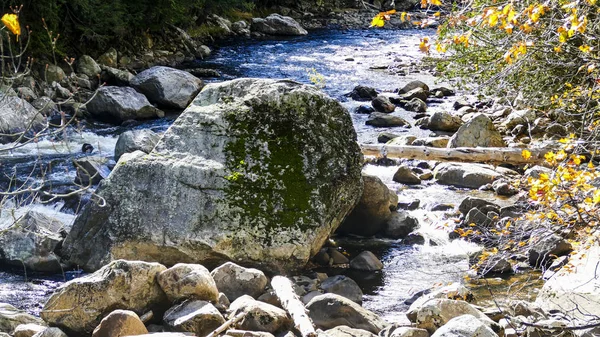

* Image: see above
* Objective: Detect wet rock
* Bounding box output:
[400,98,427,113]
[428,112,463,132]
[14,324,46,337]
[97,48,118,67]
[528,233,572,267]
[17,87,37,102]
[408,283,473,311]
[398,199,420,210]
[469,252,512,276]
[398,81,429,95]
[86,86,163,123]
[320,275,363,304]
[91,310,148,337]
[432,87,455,97]
[430,204,454,212]
[62,79,363,273]
[251,14,308,36]
[492,179,518,196]
[0,210,68,273]
[163,300,224,336]
[386,135,416,145]
[393,166,421,185]
[0,94,47,144]
[158,263,219,303]
[131,66,204,109]
[430,314,499,337]
[228,296,292,333]
[232,20,250,35]
[31,96,57,117]
[73,156,111,186]
[378,132,403,143]
[306,294,387,334]
[327,249,349,265]
[524,166,552,179]
[412,137,449,148]
[32,328,68,337]
[186,68,221,78]
[366,113,410,127]
[372,96,396,113]
[459,197,499,215]
[453,99,472,110]
[400,88,428,102]
[41,260,168,336]
[403,233,425,245]
[348,86,378,101]
[407,299,499,333]
[383,212,419,239]
[543,256,569,280]
[388,327,429,337]
[324,326,377,337]
[434,163,506,189]
[76,55,101,78]
[448,114,506,148]
[356,105,375,114]
[211,262,268,301]
[338,175,397,237]
[0,304,45,334]
[349,251,383,271]
[100,66,135,86]
[114,129,161,162]
[464,208,494,227]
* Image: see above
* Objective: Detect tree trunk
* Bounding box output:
[271,276,317,337]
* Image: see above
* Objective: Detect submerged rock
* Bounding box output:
[62,78,363,272]
[131,66,204,109]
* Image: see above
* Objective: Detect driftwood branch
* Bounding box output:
[206,312,246,337]
[361,144,551,165]
[271,276,317,337]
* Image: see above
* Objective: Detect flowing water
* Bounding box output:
[0,28,533,320]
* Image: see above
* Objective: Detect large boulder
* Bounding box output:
[251,14,308,36]
[306,294,387,334]
[114,129,161,162]
[228,296,292,333]
[91,310,148,337]
[131,67,204,109]
[211,262,268,301]
[61,78,363,272]
[163,300,224,336]
[0,210,69,273]
[86,86,163,123]
[157,263,219,303]
[431,314,499,337]
[448,114,506,148]
[41,260,168,336]
[0,304,45,334]
[0,94,47,144]
[433,163,510,189]
[337,175,398,237]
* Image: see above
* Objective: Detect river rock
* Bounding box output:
[324,326,377,337]
[73,156,111,185]
[131,66,204,109]
[252,14,307,36]
[372,96,396,113]
[398,81,429,95]
[407,299,499,333]
[356,105,375,114]
[114,129,161,162]
[76,55,101,78]
[383,212,419,239]
[400,88,428,102]
[306,294,387,334]
[17,87,37,102]
[62,78,363,272]
[45,65,66,84]
[428,112,463,132]
[0,210,67,272]
[0,94,47,144]
[393,166,421,185]
[431,314,499,337]
[387,327,429,337]
[502,109,536,129]
[412,137,450,148]
[528,233,572,267]
[91,310,148,337]
[338,175,397,237]
[228,296,292,333]
[320,275,363,304]
[407,283,474,315]
[348,86,378,101]
[86,86,163,123]
[14,324,46,337]
[400,98,427,113]
[350,251,383,271]
[157,263,219,303]
[100,66,135,86]
[211,262,267,301]
[41,260,168,335]
[366,113,410,127]
[385,135,415,145]
[524,165,552,179]
[163,300,224,336]
[97,48,118,67]
[0,304,45,334]
[433,163,505,189]
[32,328,67,337]
[448,114,506,148]
[459,197,499,215]
[31,96,57,117]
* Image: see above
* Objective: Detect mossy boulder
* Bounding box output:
[62,78,363,272]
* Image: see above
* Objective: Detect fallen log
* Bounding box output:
[360,144,551,165]
[271,276,317,337]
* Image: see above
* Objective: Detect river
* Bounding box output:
[0,28,532,321]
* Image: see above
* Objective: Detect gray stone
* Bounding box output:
[428,112,463,132]
[114,129,161,162]
[366,113,410,127]
[448,114,506,148]
[45,65,66,84]
[0,304,45,334]
[458,197,499,215]
[16,87,38,102]
[386,135,416,145]
[32,328,67,337]
[393,166,421,185]
[324,326,377,337]
[100,66,135,86]
[97,48,118,67]
[348,86,378,101]
[306,294,387,334]
[0,210,68,273]
[338,175,397,237]
[76,55,101,78]
[401,98,427,113]
[524,166,552,179]
[91,310,148,337]
[398,81,429,95]
[430,314,499,337]
[411,137,450,148]
[211,262,268,301]
[502,109,536,129]
[350,251,383,271]
[31,96,57,116]
[86,86,163,123]
[73,156,111,186]
[407,299,499,333]
[528,233,572,267]
[434,163,507,189]
[400,88,428,102]
[492,179,518,196]
[0,94,46,144]
[163,300,224,336]
[251,14,308,36]
[131,66,204,109]
[41,260,168,336]
[320,275,363,304]
[389,327,429,337]
[372,96,396,113]
[158,263,219,303]
[383,212,419,239]
[228,296,292,333]
[14,324,46,337]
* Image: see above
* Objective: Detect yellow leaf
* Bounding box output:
[370,15,385,28]
[400,12,407,22]
[434,11,441,17]
[580,45,592,53]
[1,14,20,40]
[522,149,532,160]
[430,0,442,5]
[419,37,431,54]
[421,0,428,8]
[488,12,499,27]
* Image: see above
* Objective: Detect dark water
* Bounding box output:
[0,28,516,321]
